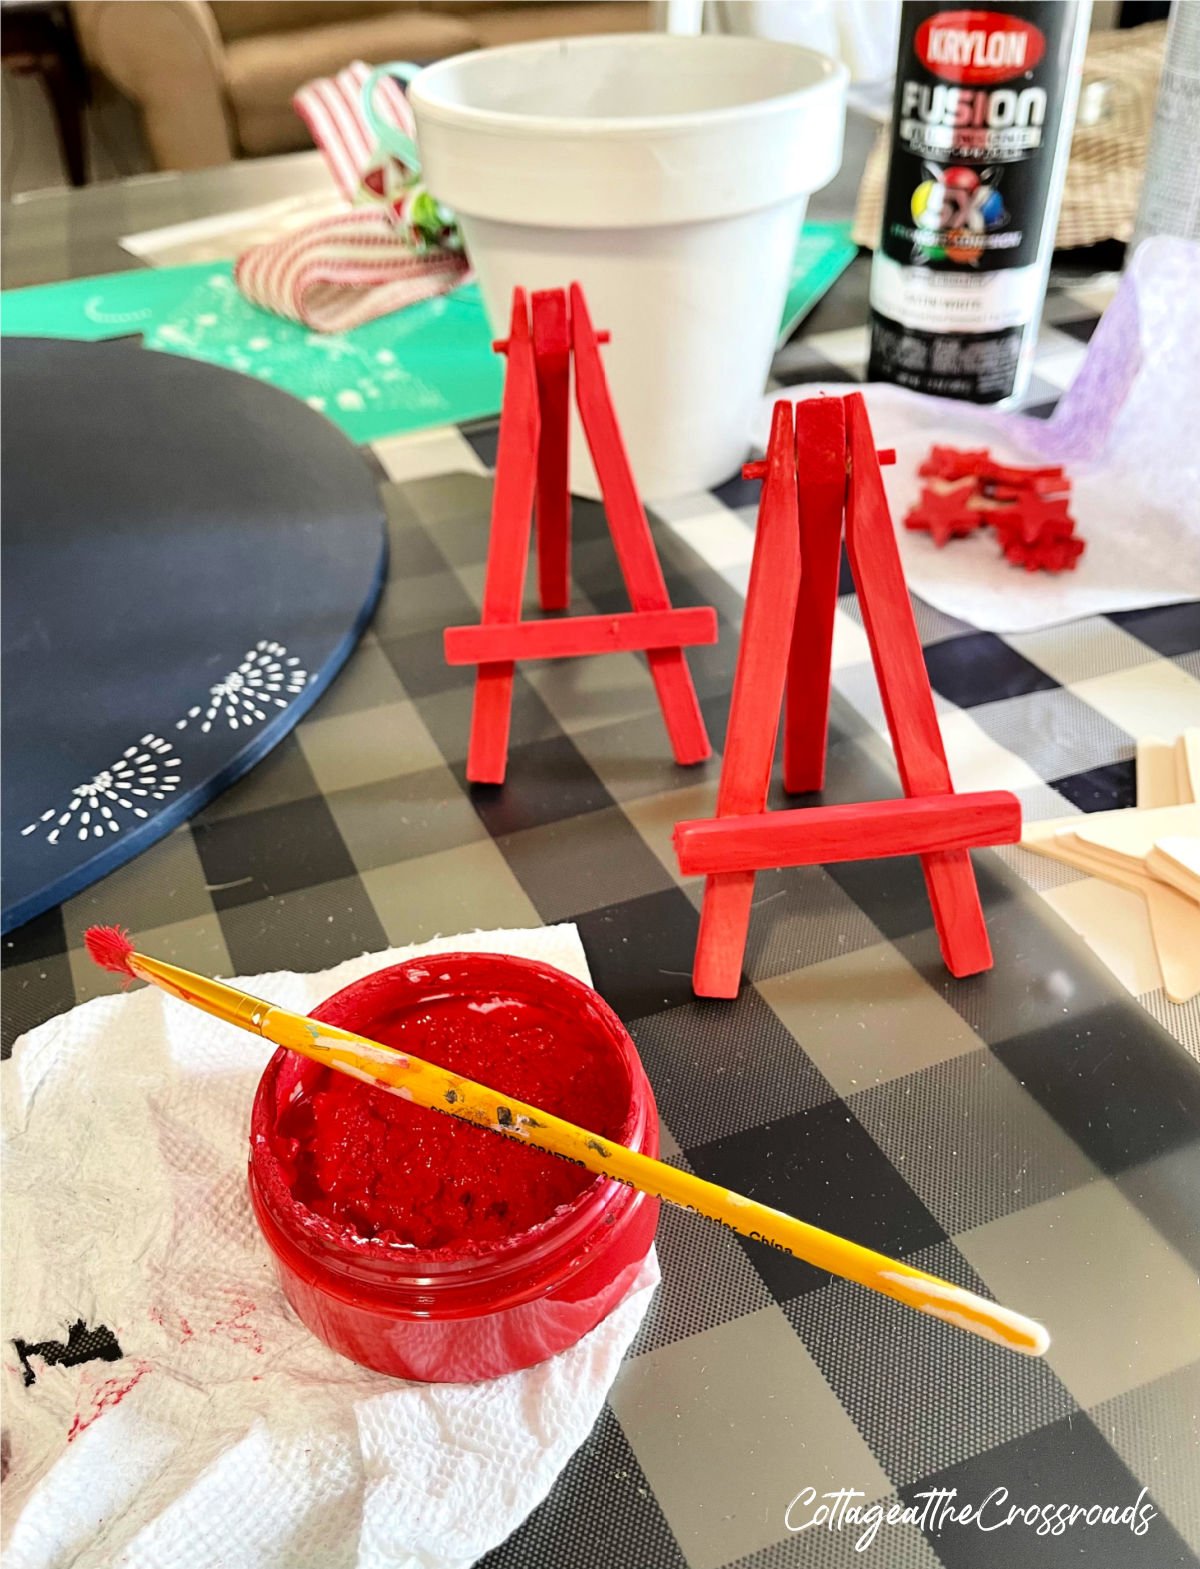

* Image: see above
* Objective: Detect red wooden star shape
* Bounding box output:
[989,494,1075,547]
[1000,533,1086,572]
[918,446,991,482]
[903,481,985,547]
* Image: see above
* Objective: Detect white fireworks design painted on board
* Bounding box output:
[21,736,182,845]
[176,641,308,734]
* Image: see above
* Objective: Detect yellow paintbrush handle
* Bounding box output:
[264,1006,1049,1358]
[118,950,1047,1357]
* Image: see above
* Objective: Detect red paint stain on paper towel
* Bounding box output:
[210,1296,263,1354]
[149,1306,194,1343]
[67,1359,152,1442]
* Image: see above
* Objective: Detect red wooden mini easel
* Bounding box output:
[444,284,718,785]
[674,392,1022,999]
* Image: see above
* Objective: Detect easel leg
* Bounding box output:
[693,403,801,997]
[694,871,758,997]
[532,290,571,613]
[569,284,712,767]
[843,394,992,976]
[784,399,846,794]
[645,650,711,766]
[921,849,993,976]
[466,293,540,785]
[467,664,517,785]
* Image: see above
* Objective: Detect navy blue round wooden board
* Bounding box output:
[2,337,388,934]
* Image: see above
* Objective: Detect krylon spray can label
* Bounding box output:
[868,3,1087,402]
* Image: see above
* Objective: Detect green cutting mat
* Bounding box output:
[1,264,502,446]
[0,224,856,445]
[778,221,858,343]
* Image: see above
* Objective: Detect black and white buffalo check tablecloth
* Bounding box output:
[5,264,1200,1568]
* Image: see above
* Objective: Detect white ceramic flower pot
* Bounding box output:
[409,33,847,499]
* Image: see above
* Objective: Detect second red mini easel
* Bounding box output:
[444,284,717,785]
[674,392,1022,998]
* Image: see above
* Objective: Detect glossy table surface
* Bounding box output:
[3,137,1198,1569]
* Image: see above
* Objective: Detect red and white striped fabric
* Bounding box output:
[293,59,414,209]
[235,208,467,334]
[235,60,466,332]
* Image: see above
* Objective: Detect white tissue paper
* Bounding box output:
[765,236,1200,633]
[1,925,659,1569]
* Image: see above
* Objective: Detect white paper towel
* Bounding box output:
[764,237,1200,633]
[1,925,659,1569]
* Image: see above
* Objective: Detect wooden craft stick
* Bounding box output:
[531,289,572,613]
[843,395,993,977]
[694,401,800,998]
[1042,877,1163,999]
[1136,736,1178,809]
[1068,803,1200,875]
[1117,873,1199,1004]
[1175,746,1193,804]
[784,398,847,793]
[1143,886,1200,1004]
[467,291,541,785]
[1182,730,1200,802]
[1023,831,1200,1003]
[1145,838,1200,905]
[1026,828,1143,880]
[1022,803,1198,847]
[1158,835,1200,879]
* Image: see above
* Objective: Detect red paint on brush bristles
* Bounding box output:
[84,925,138,980]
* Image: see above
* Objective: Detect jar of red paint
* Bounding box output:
[248,952,659,1382]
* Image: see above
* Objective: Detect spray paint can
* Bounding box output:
[868,2,1091,404]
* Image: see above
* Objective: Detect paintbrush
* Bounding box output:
[85,925,1049,1357]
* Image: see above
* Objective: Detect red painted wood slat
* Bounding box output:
[531,289,571,612]
[571,283,711,767]
[784,397,847,794]
[677,791,1021,875]
[842,393,994,976]
[446,607,717,664]
[465,290,540,785]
